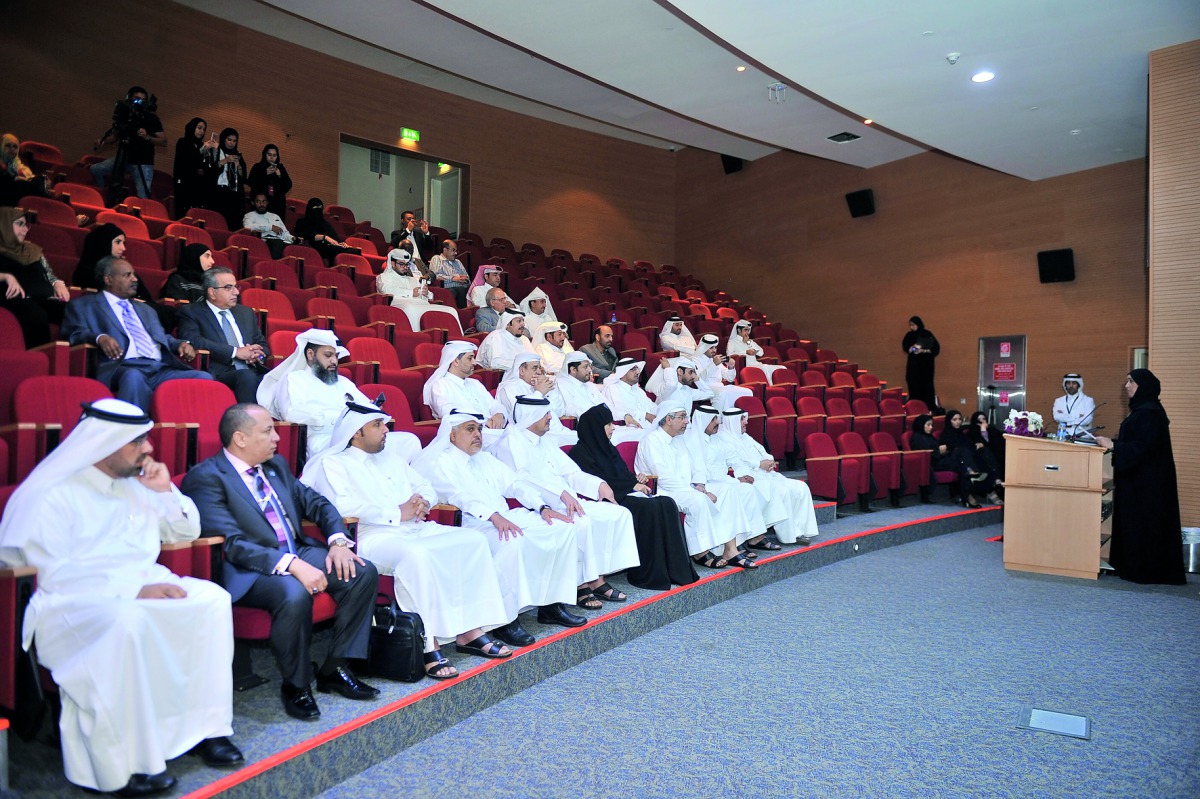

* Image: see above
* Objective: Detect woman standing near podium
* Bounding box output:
[1095,369,1185,585]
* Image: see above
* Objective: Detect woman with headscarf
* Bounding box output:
[293,197,356,265]
[171,117,217,218]
[726,319,785,384]
[210,127,246,230]
[967,410,1006,476]
[569,404,699,590]
[1095,370,1185,585]
[73,223,127,291]
[246,144,292,219]
[162,243,214,304]
[0,207,69,346]
[902,316,940,411]
[938,409,1001,507]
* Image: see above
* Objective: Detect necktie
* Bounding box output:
[249,467,295,553]
[119,300,157,359]
[220,311,247,370]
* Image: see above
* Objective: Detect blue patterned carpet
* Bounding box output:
[315,526,1200,799]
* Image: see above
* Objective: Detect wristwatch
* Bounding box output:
[330,538,350,548]
[538,505,551,514]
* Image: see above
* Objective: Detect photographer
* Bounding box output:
[90,86,165,199]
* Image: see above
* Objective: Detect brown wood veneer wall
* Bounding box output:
[676,149,1148,441]
[2,0,676,268]
[1149,40,1200,526]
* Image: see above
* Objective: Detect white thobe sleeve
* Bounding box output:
[153,485,202,543]
[318,456,405,527]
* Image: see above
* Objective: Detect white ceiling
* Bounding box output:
[190,0,1200,180]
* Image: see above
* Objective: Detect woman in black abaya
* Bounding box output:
[1096,370,1185,585]
[902,316,940,411]
[569,405,698,590]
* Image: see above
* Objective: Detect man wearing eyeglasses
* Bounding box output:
[177,267,270,403]
[428,239,470,308]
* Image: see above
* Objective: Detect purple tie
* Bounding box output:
[249,467,294,553]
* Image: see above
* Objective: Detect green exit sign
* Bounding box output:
[401,128,421,142]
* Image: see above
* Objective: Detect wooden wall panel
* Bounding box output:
[677,149,1147,439]
[1,0,675,267]
[1149,40,1200,526]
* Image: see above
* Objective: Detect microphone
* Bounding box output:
[1067,402,1107,442]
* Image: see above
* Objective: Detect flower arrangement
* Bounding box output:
[1003,409,1045,438]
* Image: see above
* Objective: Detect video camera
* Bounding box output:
[110,89,158,143]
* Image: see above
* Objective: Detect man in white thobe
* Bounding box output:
[476,310,535,373]
[0,399,240,796]
[519,286,558,335]
[301,401,515,673]
[491,395,639,608]
[633,397,758,570]
[658,315,697,356]
[377,248,463,335]
[603,357,658,428]
[495,352,576,446]
[1052,372,1096,437]
[413,411,586,646]
[645,357,716,406]
[257,329,371,458]
[533,320,575,376]
[694,333,753,410]
[560,353,644,444]
[423,340,508,447]
[683,406,769,552]
[714,407,819,546]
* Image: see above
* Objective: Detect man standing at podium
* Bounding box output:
[1052,373,1095,437]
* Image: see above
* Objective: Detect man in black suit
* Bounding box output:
[181,404,379,721]
[176,268,270,403]
[60,256,213,411]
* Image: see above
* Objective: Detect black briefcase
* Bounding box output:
[366,595,426,683]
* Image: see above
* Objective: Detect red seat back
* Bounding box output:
[150,381,237,462]
[348,337,402,371]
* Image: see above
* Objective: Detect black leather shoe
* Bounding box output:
[315,665,380,700]
[281,683,321,721]
[491,619,536,647]
[190,736,244,767]
[112,772,176,797]
[536,602,586,628]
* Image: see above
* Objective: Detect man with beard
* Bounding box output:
[533,320,574,376]
[477,309,535,373]
[602,357,658,428]
[644,356,715,407]
[256,329,371,457]
[579,325,619,381]
[1052,372,1096,438]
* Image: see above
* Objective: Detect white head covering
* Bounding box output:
[727,321,754,355]
[387,248,414,272]
[697,334,720,356]
[519,287,557,321]
[660,315,690,340]
[422,340,477,405]
[500,352,543,389]
[654,393,691,427]
[510,395,553,431]
[1062,373,1085,391]
[603,356,644,388]
[563,351,590,372]
[674,357,699,372]
[410,408,485,473]
[499,309,525,334]
[257,329,349,415]
[718,407,747,441]
[533,320,568,349]
[687,405,721,441]
[0,399,153,557]
[300,399,390,490]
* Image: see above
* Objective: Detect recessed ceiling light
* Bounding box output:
[863,119,873,125]
[736,66,746,72]
[1069,129,1082,135]
[972,71,995,83]
[1029,106,1039,111]
[922,30,934,36]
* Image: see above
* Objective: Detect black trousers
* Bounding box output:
[237,545,378,687]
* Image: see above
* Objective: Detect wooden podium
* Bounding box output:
[1002,435,1113,580]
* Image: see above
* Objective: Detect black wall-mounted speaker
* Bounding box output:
[720,154,744,175]
[1037,248,1075,283]
[845,188,875,218]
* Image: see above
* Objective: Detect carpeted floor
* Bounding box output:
[315,525,1200,799]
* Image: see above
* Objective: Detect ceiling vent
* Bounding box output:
[827,132,861,143]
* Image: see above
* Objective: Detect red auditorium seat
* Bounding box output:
[149,380,237,471]
[802,432,866,508]
[901,431,955,501]
[764,396,799,467]
[226,233,274,270]
[359,382,438,448]
[54,182,107,220]
[4,376,111,483]
[870,432,926,499]
[838,431,899,506]
[794,396,827,459]
[878,398,908,441]
[367,305,415,336]
[20,196,80,229]
[850,397,882,436]
[824,398,856,440]
[238,288,315,338]
[305,298,382,342]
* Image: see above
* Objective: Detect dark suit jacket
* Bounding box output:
[176,301,269,380]
[61,292,191,375]
[180,452,346,602]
